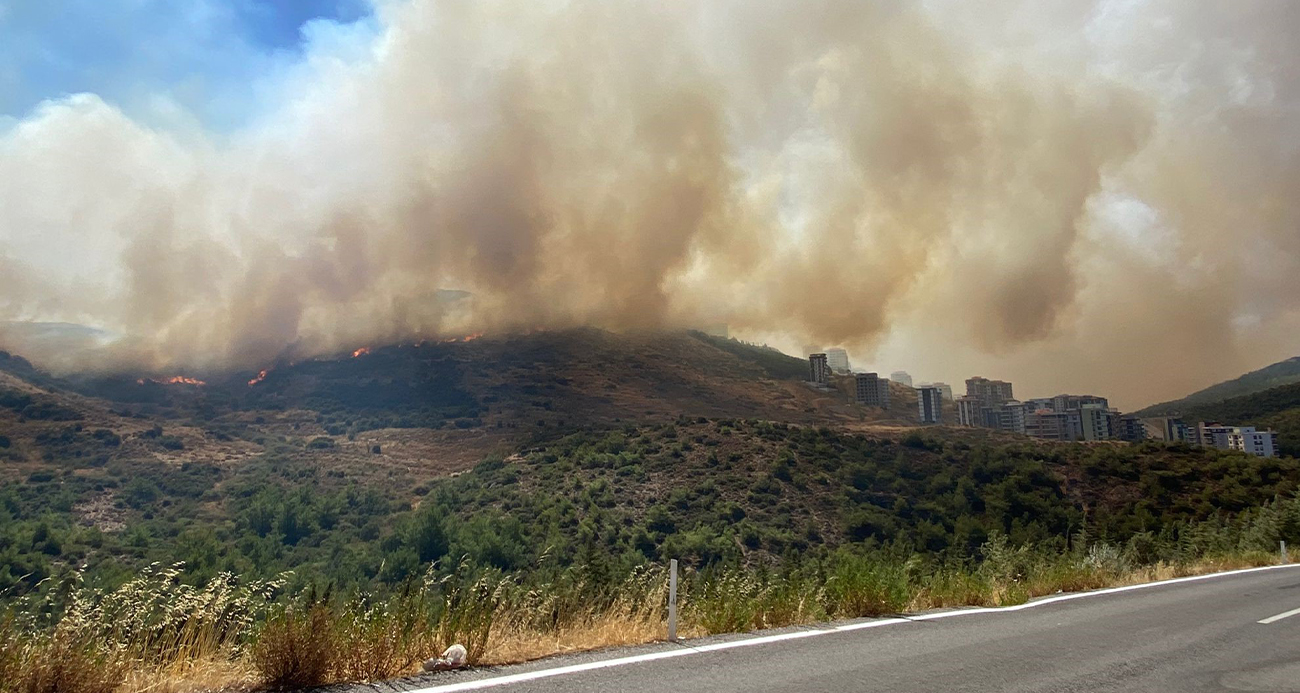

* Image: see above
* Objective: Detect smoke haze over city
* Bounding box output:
[1,0,1298,409]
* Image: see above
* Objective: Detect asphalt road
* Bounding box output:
[351,565,1300,693]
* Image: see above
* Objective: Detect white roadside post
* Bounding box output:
[1283,541,1289,564]
[668,559,678,642]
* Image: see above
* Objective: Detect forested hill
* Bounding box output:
[2,418,1296,596]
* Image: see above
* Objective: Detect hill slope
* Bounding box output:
[1140,355,1300,415]
[2,416,1295,595]
[1173,381,1300,457]
[0,329,910,486]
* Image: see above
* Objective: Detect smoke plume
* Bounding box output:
[1,0,1297,408]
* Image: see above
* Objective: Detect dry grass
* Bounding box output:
[118,658,257,693]
[485,611,676,665]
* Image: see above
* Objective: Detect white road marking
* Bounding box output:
[1258,605,1300,625]
[405,563,1300,693]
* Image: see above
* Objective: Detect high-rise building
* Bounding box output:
[855,372,890,408]
[890,371,914,388]
[1142,417,1188,442]
[917,386,943,424]
[825,348,852,374]
[965,376,1014,405]
[808,353,831,385]
[956,396,985,427]
[930,382,954,401]
[994,400,1027,434]
[1025,409,1080,441]
[1078,405,1116,441]
[1227,427,1276,458]
[1051,394,1110,412]
[1190,423,1276,457]
[1116,415,1147,442]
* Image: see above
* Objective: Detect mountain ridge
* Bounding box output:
[1139,355,1300,415]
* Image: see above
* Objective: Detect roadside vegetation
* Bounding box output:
[2,493,1297,693]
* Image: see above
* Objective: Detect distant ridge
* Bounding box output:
[1139,355,1300,416]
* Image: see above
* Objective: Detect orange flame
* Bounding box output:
[439,332,484,343]
[352,346,371,358]
[248,369,270,386]
[137,376,206,386]
[166,376,206,386]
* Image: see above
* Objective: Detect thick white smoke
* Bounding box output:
[0,0,1297,409]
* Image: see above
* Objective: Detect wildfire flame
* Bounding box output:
[136,376,206,386]
[352,346,371,358]
[248,369,270,386]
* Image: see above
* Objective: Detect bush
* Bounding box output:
[157,436,185,451]
[90,430,120,447]
[253,605,338,690]
[307,437,336,450]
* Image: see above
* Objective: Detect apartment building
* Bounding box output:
[825,348,852,375]
[917,386,943,424]
[965,376,1014,405]
[808,353,831,385]
[855,372,890,408]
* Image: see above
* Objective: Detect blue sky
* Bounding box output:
[0,0,373,128]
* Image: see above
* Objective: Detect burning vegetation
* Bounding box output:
[136,376,206,387]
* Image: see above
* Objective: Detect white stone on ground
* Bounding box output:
[423,643,468,672]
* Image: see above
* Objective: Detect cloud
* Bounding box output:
[0,0,1297,410]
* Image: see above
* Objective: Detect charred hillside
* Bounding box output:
[4,328,881,427]
[0,329,915,484]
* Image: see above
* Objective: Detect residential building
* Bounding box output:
[956,396,985,427]
[808,353,830,385]
[994,400,1027,434]
[890,371,914,388]
[1190,423,1276,458]
[855,372,890,409]
[1228,428,1276,458]
[1051,394,1109,412]
[1025,409,1080,441]
[1142,417,1188,442]
[825,348,852,375]
[1189,422,1232,449]
[917,386,942,424]
[918,382,954,401]
[965,376,1014,406]
[1023,397,1055,412]
[1116,415,1147,442]
[1078,405,1116,441]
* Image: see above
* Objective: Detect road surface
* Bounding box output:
[346,565,1300,693]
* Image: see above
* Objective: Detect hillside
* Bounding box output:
[4,328,1298,600]
[1140,355,1300,415]
[2,415,1296,597]
[0,327,928,584]
[5,332,1300,691]
[0,329,895,474]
